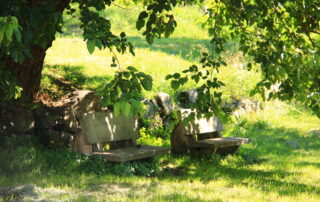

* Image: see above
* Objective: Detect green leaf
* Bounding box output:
[165,74,172,80]
[120,32,126,38]
[136,20,145,30]
[146,34,154,44]
[114,101,121,117]
[138,11,148,20]
[14,28,21,42]
[121,101,131,117]
[123,72,130,78]
[173,73,180,79]
[86,40,95,54]
[5,24,14,41]
[171,80,180,90]
[127,66,138,72]
[141,78,153,91]
[11,17,18,27]
[0,25,5,44]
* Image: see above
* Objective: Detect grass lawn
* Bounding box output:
[1,4,320,202]
[1,102,320,201]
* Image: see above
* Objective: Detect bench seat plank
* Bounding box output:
[191,137,250,149]
[92,145,170,163]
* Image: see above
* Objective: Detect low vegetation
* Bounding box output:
[1,4,320,202]
[1,102,320,201]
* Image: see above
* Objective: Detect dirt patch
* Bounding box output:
[0,184,69,201]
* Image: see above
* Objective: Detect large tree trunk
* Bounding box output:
[5,45,49,101]
[1,0,70,102]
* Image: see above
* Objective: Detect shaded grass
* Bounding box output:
[14,3,320,201]
[1,105,320,201]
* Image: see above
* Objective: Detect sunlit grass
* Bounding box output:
[2,4,320,202]
[1,103,320,201]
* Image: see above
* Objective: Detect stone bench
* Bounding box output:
[73,111,169,162]
[171,108,250,155]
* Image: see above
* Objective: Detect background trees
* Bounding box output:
[0,0,319,116]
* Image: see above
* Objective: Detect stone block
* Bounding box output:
[0,108,35,133]
[177,89,198,107]
[180,109,224,135]
[155,92,173,116]
[92,145,170,162]
[142,99,159,119]
[72,131,93,155]
[80,111,140,144]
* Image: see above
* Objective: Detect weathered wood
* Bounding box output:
[171,109,250,155]
[92,145,170,163]
[197,137,250,148]
[80,112,140,144]
[77,111,169,162]
[180,109,224,135]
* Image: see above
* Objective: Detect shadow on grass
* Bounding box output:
[41,65,112,94]
[128,37,239,61]
[159,120,320,196]
[1,112,320,197]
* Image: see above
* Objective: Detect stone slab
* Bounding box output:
[0,108,35,133]
[155,92,173,116]
[177,89,198,107]
[92,145,170,162]
[197,137,250,148]
[80,112,139,144]
[180,109,224,135]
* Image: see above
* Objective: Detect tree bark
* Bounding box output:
[5,45,49,101]
[2,0,70,102]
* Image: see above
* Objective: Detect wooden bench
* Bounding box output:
[171,109,250,155]
[74,111,169,162]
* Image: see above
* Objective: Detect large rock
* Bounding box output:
[155,92,173,116]
[53,90,102,132]
[176,89,198,107]
[72,131,93,155]
[142,99,159,119]
[0,107,35,133]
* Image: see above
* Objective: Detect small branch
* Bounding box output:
[305,32,316,48]
[111,3,134,11]
[310,30,320,35]
[110,48,122,71]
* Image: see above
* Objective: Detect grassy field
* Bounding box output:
[1,4,320,202]
[1,102,320,201]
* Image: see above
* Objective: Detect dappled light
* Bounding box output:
[1,1,320,201]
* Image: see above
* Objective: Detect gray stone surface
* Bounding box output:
[177,89,198,107]
[54,90,102,132]
[80,112,140,144]
[0,184,39,200]
[92,145,170,162]
[0,108,35,133]
[197,137,250,148]
[142,99,159,119]
[180,109,224,135]
[155,92,173,116]
[73,131,93,155]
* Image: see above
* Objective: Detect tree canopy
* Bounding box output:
[0,0,319,118]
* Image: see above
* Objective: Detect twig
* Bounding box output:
[110,48,122,71]
[111,3,135,11]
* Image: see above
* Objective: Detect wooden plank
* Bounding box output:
[80,112,140,144]
[179,109,224,135]
[197,137,250,148]
[92,145,170,163]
